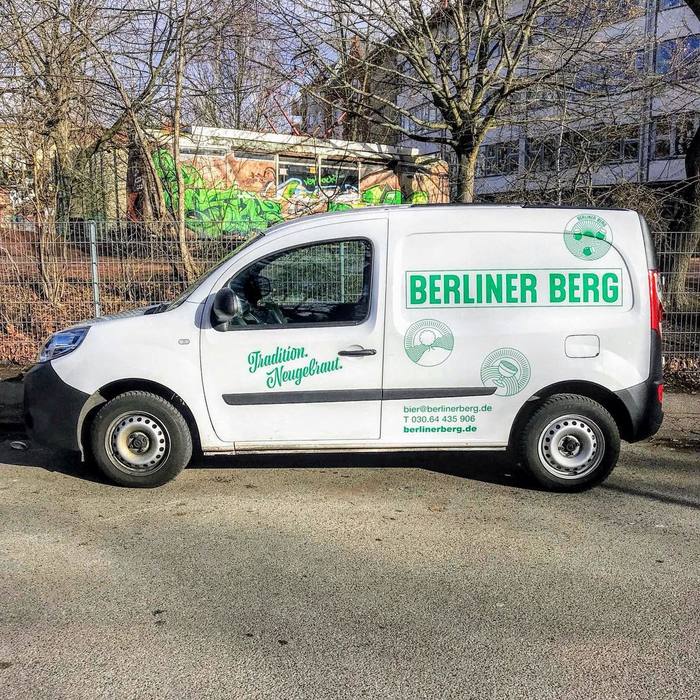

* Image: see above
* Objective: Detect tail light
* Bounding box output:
[648,269,663,333]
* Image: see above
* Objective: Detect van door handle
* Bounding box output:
[338,347,377,357]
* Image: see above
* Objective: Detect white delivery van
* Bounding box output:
[24,205,663,490]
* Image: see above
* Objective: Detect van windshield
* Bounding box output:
[164,233,266,311]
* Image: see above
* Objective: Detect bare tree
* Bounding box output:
[0,0,267,285]
[169,0,200,280]
[186,1,291,132]
[0,0,100,302]
[0,1,184,224]
[276,0,642,203]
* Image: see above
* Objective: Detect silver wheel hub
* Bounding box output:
[127,432,150,453]
[537,414,604,479]
[106,412,170,475]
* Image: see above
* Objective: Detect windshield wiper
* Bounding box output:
[144,303,169,315]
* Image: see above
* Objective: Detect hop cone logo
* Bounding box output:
[480,348,531,396]
[404,319,454,367]
[564,214,613,261]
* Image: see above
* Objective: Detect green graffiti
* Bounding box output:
[154,149,282,237]
[152,148,432,238]
[407,190,429,205]
[327,201,353,212]
[329,186,427,212]
[361,185,402,205]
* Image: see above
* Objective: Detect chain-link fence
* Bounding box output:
[1,220,699,386]
[657,230,700,389]
[0,220,236,364]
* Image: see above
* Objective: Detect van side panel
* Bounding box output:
[382,208,650,446]
[42,303,223,449]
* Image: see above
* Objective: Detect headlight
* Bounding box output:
[39,327,90,362]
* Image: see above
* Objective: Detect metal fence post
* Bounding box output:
[339,241,346,303]
[88,221,101,317]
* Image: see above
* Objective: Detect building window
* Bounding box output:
[608,0,645,21]
[674,113,698,155]
[478,141,519,176]
[399,113,412,133]
[319,162,360,195]
[653,113,700,158]
[622,132,641,162]
[525,137,554,172]
[235,151,274,162]
[658,0,684,10]
[397,58,418,79]
[656,35,700,75]
[413,102,438,127]
[525,135,578,172]
[278,158,318,195]
[181,146,228,156]
[653,118,671,158]
[593,126,640,164]
[576,55,645,94]
[525,127,640,171]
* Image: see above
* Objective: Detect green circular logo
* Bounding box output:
[564,214,613,260]
[480,347,531,396]
[404,319,454,367]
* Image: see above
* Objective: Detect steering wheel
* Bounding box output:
[237,302,286,326]
[266,303,287,324]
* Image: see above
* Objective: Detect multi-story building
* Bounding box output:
[470,0,699,198]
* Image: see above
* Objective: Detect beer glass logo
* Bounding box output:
[564,214,613,261]
[404,319,454,367]
[480,347,531,396]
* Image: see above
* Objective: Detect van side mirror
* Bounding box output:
[213,287,245,323]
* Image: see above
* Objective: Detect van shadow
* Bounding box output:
[192,449,528,488]
[0,437,106,483]
[0,431,528,489]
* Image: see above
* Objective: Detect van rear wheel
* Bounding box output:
[518,394,620,491]
[90,391,192,487]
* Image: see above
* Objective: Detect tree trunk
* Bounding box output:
[454,149,478,203]
[127,120,168,223]
[31,150,65,306]
[172,2,199,283]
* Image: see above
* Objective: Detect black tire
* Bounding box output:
[90,391,192,487]
[517,393,620,491]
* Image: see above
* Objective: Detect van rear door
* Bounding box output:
[381,208,638,447]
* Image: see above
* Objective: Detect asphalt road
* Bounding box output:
[0,440,698,700]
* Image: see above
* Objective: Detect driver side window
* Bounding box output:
[223,238,372,328]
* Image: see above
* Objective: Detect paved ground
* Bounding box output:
[0,437,698,699]
[652,391,700,447]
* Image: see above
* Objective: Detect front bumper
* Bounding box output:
[24,362,90,452]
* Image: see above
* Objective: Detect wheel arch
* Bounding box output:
[508,380,634,450]
[79,378,202,457]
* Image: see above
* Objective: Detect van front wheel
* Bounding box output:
[90,391,192,487]
[518,394,620,491]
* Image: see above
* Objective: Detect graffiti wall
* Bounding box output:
[129,145,448,237]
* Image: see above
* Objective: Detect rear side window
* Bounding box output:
[224,239,372,327]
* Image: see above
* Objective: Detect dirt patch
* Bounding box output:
[0,364,25,382]
[649,436,700,450]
